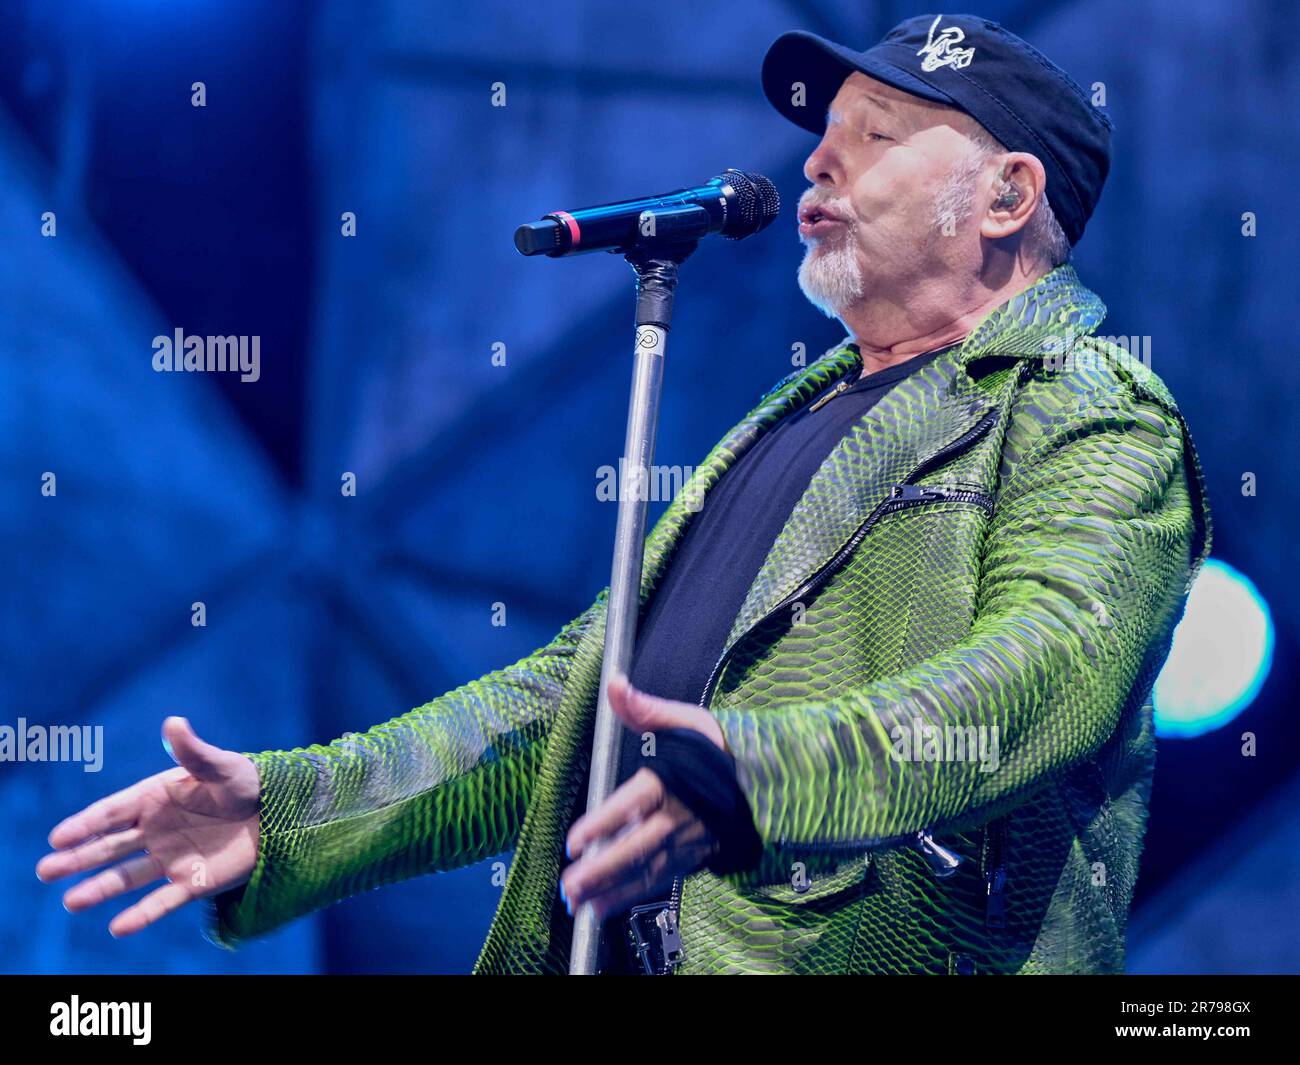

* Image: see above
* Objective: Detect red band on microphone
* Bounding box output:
[548,210,581,247]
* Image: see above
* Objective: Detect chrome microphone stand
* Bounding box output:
[568,242,696,975]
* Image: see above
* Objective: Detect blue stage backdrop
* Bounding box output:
[1,0,1296,973]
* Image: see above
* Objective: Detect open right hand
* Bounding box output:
[35,716,260,938]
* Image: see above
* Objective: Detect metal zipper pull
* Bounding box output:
[656,908,685,971]
[889,483,946,503]
[913,830,963,878]
[808,377,851,413]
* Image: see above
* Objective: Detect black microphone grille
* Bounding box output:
[718,169,781,240]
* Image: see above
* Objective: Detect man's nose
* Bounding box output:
[803,136,840,188]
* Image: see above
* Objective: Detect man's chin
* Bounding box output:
[798,282,853,320]
[797,244,864,320]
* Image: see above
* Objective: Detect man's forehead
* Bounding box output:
[828,71,957,123]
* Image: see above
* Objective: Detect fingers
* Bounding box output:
[109,881,193,938]
[62,853,164,914]
[36,827,144,884]
[566,768,665,862]
[45,718,220,850]
[46,782,144,850]
[607,674,697,733]
[578,814,715,919]
[162,716,227,782]
[564,811,677,916]
[583,862,701,921]
[581,873,674,921]
[606,675,727,751]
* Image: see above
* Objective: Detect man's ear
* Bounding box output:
[980,151,1047,240]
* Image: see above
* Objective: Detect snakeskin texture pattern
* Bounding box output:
[207,266,1212,974]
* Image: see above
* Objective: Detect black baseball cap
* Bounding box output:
[762,13,1113,246]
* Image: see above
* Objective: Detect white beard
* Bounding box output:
[797,235,864,319]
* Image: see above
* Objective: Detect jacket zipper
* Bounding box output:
[659,410,1001,937]
[981,818,1008,929]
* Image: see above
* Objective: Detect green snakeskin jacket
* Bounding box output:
[209,265,1212,974]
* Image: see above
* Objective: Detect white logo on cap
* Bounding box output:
[916,15,975,72]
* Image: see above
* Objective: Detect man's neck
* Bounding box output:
[844,263,1050,379]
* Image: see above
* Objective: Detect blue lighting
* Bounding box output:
[1153,559,1274,738]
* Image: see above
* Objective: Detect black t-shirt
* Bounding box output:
[587,341,957,970]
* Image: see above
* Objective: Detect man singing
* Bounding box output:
[38,14,1211,974]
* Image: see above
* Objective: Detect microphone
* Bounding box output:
[513,169,780,257]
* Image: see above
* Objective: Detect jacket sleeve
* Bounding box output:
[206,589,607,948]
[711,383,1208,874]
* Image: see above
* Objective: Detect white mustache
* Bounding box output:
[798,191,852,215]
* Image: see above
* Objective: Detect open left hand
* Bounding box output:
[561,674,725,919]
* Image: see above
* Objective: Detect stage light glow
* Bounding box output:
[1153,559,1273,738]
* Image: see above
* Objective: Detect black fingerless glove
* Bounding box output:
[638,728,764,875]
